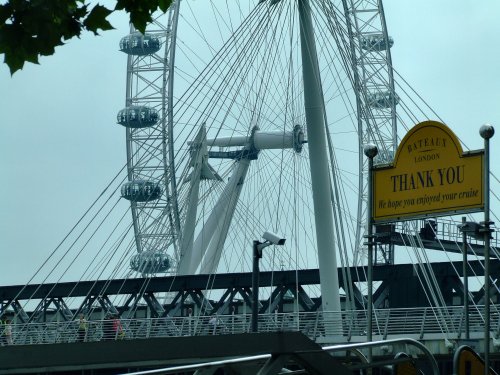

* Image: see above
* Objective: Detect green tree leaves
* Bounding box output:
[83,4,113,35]
[115,0,159,34]
[0,0,173,74]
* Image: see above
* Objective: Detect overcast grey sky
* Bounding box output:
[1,1,499,286]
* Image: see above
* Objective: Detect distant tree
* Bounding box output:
[0,0,173,74]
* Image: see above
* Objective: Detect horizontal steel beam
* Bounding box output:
[1,260,499,301]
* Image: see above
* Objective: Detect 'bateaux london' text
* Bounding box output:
[407,137,447,153]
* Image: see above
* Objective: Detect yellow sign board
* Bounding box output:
[453,345,498,375]
[373,120,484,222]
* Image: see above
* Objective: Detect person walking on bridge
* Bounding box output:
[77,314,87,342]
[113,315,124,340]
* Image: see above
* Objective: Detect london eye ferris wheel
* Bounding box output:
[116,0,399,309]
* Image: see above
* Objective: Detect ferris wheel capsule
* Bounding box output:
[360,34,394,52]
[119,32,161,56]
[121,180,162,202]
[367,91,400,109]
[130,251,172,274]
[117,106,159,128]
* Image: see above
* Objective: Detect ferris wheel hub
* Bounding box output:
[202,125,305,153]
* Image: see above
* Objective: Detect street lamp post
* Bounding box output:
[480,124,494,375]
[252,240,263,333]
[252,232,286,333]
[364,143,378,366]
[460,216,470,340]
[458,219,487,340]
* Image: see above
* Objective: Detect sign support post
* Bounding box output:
[480,124,494,375]
[364,144,378,365]
[461,216,470,340]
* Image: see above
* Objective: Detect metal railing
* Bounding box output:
[397,218,500,249]
[2,305,498,346]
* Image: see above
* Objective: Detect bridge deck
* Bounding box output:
[0,332,351,375]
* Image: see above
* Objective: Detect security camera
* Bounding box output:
[263,231,286,245]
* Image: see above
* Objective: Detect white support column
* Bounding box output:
[298,0,341,313]
[188,158,250,274]
[177,126,207,275]
[200,159,250,274]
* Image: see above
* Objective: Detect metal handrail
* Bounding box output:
[119,338,439,375]
[1,305,498,346]
[396,218,500,249]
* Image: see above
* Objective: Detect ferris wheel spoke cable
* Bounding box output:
[168,46,250,156]
[184,0,244,59]
[182,4,269,104]
[237,9,301,124]
[331,159,359,242]
[393,88,429,132]
[205,9,288,129]
[67,173,183,312]
[327,133,358,309]
[22,223,132,320]
[269,17,298,233]
[313,13,359,124]
[204,40,292,140]
[170,39,264,166]
[180,6,216,57]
